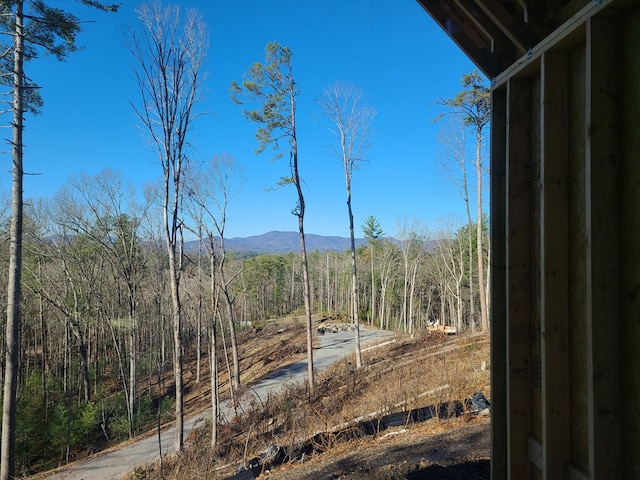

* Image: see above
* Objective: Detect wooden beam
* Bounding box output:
[506,76,532,479]
[416,0,503,77]
[490,86,508,480]
[493,0,619,87]
[540,50,570,480]
[452,0,495,44]
[619,8,640,477]
[585,16,621,479]
[470,0,539,53]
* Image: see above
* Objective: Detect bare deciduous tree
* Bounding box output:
[435,115,476,331]
[61,170,150,436]
[396,219,428,336]
[317,82,376,368]
[127,1,207,451]
[184,154,244,445]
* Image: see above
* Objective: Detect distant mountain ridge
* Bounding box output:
[185,231,371,254]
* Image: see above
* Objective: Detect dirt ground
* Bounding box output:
[260,415,490,480]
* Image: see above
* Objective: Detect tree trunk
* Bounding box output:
[166,188,183,452]
[297,212,315,391]
[476,127,488,331]
[370,244,375,326]
[346,186,362,368]
[128,291,136,436]
[196,239,203,385]
[1,4,24,477]
[290,85,314,391]
[212,231,240,394]
[168,244,183,452]
[210,253,219,447]
[222,286,240,391]
[463,165,475,333]
[408,262,418,336]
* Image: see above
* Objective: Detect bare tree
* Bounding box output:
[231,42,315,391]
[435,115,476,331]
[435,219,466,332]
[377,239,401,330]
[396,219,428,336]
[184,154,244,445]
[58,170,150,436]
[127,1,207,451]
[317,82,375,368]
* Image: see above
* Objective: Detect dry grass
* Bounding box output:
[138,317,311,422]
[126,329,490,480]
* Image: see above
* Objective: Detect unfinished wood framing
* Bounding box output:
[585,16,621,479]
[506,76,531,479]
[416,0,640,478]
[489,87,507,480]
[540,50,571,480]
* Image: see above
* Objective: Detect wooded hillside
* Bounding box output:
[0,170,488,476]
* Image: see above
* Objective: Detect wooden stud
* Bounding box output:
[585,16,621,479]
[506,76,532,479]
[619,8,640,477]
[490,86,508,480]
[540,50,570,480]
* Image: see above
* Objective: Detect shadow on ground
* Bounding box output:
[406,459,490,479]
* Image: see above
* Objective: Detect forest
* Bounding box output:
[4,174,489,474]
[0,2,490,478]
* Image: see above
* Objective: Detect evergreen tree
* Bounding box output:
[231,42,316,390]
[0,2,118,478]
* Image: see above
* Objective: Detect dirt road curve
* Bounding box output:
[35,327,395,480]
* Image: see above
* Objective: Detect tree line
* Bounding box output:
[0,173,488,474]
[0,1,489,477]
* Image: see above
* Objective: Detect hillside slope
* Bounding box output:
[129,330,491,480]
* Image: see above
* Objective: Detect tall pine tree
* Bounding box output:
[0,2,118,478]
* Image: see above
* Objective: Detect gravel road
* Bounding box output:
[36,326,394,480]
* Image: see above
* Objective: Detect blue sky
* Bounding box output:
[15,0,483,239]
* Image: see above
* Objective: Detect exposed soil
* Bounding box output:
[180,317,311,419]
[200,330,492,480]
[260,415,490,480]
[39,319,490,480]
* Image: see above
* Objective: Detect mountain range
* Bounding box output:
[185,231,371,255]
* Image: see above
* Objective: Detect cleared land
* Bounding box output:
[129,323,491,480]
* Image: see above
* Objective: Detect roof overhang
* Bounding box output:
[415,0,602,79]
